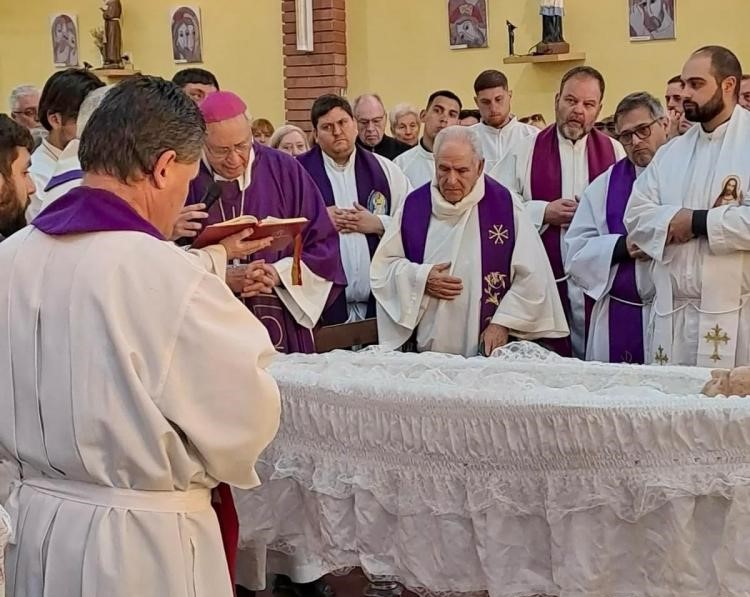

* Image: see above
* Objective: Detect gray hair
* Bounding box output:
[8,85,39,112]
[79,76,206,183]
[433,125,484,161]
[614,92,665,128]
[389,102,419,134]
[269,124,309,150]
[76,85,113,138]
[352,93,386,118]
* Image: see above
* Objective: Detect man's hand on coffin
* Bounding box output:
[240,260,276,298]
[480,324,510,356]
[666,208,694,244]
[337,203,386,235]
[170,202,208,240]
[219,228,273,260]
[426,263,463,300]
[543,198,578,227]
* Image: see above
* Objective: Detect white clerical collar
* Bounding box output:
[635,164,645,177]
[557,127,588,151]
[478,116,516,136]
[203,146,255,191]
[430,174,486,219]
[322,147,356,173]
[417,139,433,157]
[41,138,64,161]
[698,118,731,141]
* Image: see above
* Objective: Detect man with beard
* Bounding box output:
[493,66,625,358]
[0,114,35,241]
[625,46,750,367]
[565,92,668,364]
[740,74,750,110]
[665,75,692,138]
[470,70,538,174]
[394,89,462,188]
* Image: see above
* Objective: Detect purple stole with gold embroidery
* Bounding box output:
[605,158,644,364]
[530,125,616,356]
[401,177,515,336]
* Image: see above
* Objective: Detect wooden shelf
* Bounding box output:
[503,52,586,65]
[93,68,141,79]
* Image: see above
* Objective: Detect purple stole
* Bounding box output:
[530,125,616,356]
[605,159,644,364]
[401,177,515,338]
[44,169,84,193]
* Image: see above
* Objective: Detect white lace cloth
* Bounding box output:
[234,343,750,597]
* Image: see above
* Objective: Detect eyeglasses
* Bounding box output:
[205,136,252,159]
[357,116,385,128]
[617,119,659,147]
[12,108,38,119]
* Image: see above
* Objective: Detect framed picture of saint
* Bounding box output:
[713,176,744,208]
[171,6,203,63]
[629,0,676,41]
[448,0,489,49]
[50,13,79,67]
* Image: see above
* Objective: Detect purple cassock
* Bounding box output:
[185,142,346,354]
[297,144,391,323]
[605,158,644,364]
[530,125,616,357]
[401,176,516,344]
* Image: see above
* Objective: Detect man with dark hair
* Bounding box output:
[299,93,411,323]
[566,92,669,363]
[0,114,35,240]
[395,89,462,187]
[173,67,220,103]
[180,90,345,353]
[471,69,537,172]
[665,74,692,137]
[0,75,280,597]
[493,65,625,358]
[740,74,750,110]
[27,68,104,220]
[625,46,750,367]
[353,93,411,159]
[459,108,480,126]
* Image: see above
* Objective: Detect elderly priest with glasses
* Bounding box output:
[371,125,568,357]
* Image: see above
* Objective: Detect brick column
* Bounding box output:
[282,0,347,132]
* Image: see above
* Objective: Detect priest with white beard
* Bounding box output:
[492,66,625,358]
[371,126,568,357]
[565,92,668,363]
[394,89,462,188]
[626,46,750,367]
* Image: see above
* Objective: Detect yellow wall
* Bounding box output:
[347,0,750,122]
[0,0,284,123]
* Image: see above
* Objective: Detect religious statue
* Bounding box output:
[506,20,517,56]
[101,0,123,68]
[537,0,570,55]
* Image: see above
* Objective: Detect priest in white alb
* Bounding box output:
[565,92,668,363]
[371,126,568,357]
[625,46,750,367]
[492,66,625,357]
[0,76,280,597]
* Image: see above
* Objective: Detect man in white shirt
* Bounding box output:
[394,89,462,188]
[26,68,104,221]
[492,66,625,358]
[470,69,538,174]
[566,92,669,363]
[372,125,568,357]
[298,94,411,323]
[625,46,750,367]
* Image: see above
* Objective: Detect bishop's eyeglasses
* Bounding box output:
[616,119,659,147]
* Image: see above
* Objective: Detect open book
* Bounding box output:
[192,215,308,285]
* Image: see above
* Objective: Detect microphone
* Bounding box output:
[176,182,223,247]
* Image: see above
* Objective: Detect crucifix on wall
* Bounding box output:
[296,0,314,52]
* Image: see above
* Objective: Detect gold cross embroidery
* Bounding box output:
[488,224,509,246]
[484,271,507,306]
[704,324,730,363]
[654,345,669,365]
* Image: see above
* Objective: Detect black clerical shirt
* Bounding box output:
[356,134,411,161]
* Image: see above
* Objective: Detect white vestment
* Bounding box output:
[323,148,411,322]
[371,176,568,357]
[26,139,63,222]
[471,118,539,175]
[393,141,434,189]
[625,106,750,367]
[39,139,82,212]
[491,129,626,357]
[565,163,654,362]
[0,226,280,597]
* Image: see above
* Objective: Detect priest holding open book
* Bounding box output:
[180,91,346,353]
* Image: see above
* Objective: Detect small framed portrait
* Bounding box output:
[448,0,489,49]
[714,175,744,208]
[629,0,676,41]
[171,6,203,63]
[50,13,79,67]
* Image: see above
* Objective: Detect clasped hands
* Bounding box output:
[666,208,694,245]
[327,203,385,235]
[544,198,578,228]
[226,260,280,298]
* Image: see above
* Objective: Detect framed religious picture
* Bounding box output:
[448,0,489,49]
[50,13,79,67]
[171,6,203,63]
[629,0,676,41]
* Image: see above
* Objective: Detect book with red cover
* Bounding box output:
[191,215,308,285]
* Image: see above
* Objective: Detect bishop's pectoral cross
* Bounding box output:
[704,324,730,363]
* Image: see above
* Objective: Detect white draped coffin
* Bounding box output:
[234,344,750,597]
